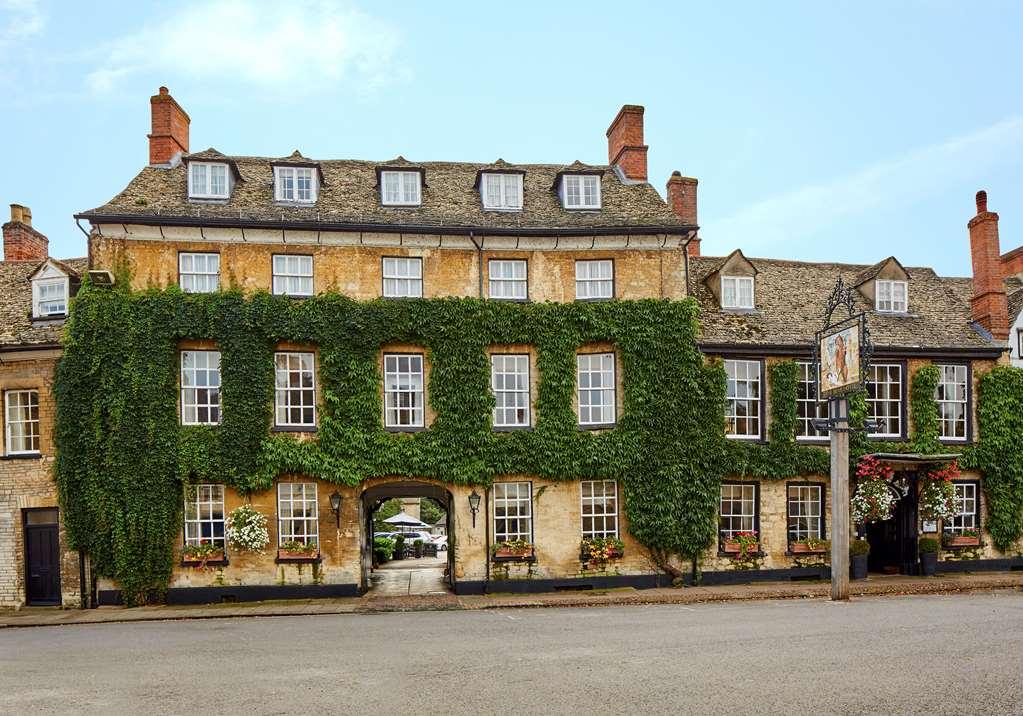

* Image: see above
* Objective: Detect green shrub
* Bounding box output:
[373,536,395,562]
[849,539,870,557]
[918,537,941,554]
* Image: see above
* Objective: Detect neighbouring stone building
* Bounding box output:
[49,87,1023,605]
[0,205,86,607]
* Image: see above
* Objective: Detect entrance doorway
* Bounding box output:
[865,473,919,575]
[360,481,454,596]
[24,508,61,606]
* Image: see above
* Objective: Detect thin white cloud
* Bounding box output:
[0,0,45,45]
[706,117,1023,252]
[86,0,401,95]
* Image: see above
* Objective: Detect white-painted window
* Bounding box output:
[876,279,908,313]
[581,480,618,538]
[720,483,757,539]
[184,484,225,548]
[725,359,761,439]
[561,174,601,209]
[179,253,220,293]
[721,275,754,309]
[787,484,823,541]
[274,166,317,203]
[796,361,827,440]
[275,352,316,428]
[188,162,229,199]
[482,173,523,210]
[488,259,527,300]
[384,353,424,428]
[381,170,421,206]
[577,353,616,426]
[491,354,529,428]
[278,482,318,546]
[575,259,613,300]
[867,363,902,438]
[382,257,423,298]
[935,364,968,441]
[493,482,532,542]
[945,482,978,533]
[181,351,221,425]
[4,390,40,454]
[32,278,68,317]
[272,255,313,296]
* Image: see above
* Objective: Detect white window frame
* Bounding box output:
[272,255,314,297]
[180,351,221,426]
[481,173,523,210]
[575,259,614,300]
[944,482,978,534]
[384,353,425,429]
[4,389,40,455]
[935,364,968,442]
[277,482,319,546]
[382,257,423,298]
[178,253,220,294]
[188,162,230,199]
[720,275,754,310]
[491,354,530,428]
[32,277,69,317]
[493,482,532,543]
[274,352,316,428]
[581,480,619,539]
[380,170,422,206]
[787,484,823,542]
[488,259,527,300]
[720,483,757,540]
[274,166,317,203]
[184,484,226,548]
[577,352,616,426]
[560,174,601,209]
[867,363,903,438]
[796,361,828,441]
[875,279,908,313]
[725,359,761,440]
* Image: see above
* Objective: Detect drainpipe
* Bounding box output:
[78,550,87,609]
[469,231,483,298]
[483,486,490,593]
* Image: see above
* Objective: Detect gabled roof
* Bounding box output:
[853,256,909,287]
[77,154,689,233]
[702,249,758,281]
[0,257,87,347]
[1008,283,1023,326]
[690,255,997,352]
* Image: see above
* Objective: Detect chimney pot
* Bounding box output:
[976,190,988,214]
[148,86,190,165]
[666,172,700,256]
[606,104,648,181]
[3,203,48,262]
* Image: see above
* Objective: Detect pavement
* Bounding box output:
[1,569,1021,629]
[366,554,449,597]
[1,591,1021,713]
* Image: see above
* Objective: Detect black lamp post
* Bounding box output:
[329,491,342,528]
[468,490,481,528]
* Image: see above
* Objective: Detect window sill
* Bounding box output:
[574,297,614,303]
[725,436,765,443]
[187,197,230,204]
[181,558,229,568]
[385,426,426,434]
[717,551,765,559]
[381,295,425,301]
[271,293,314,300]
[563,207,602,212]
[938,438,972,446]
[0,452,42,461]
[577,423,616,432]
[796,437,829,444]
[492,554,536,564]
[275,554,322,565]
[720,308,759,315]
[494,425,533,433]
[271,425,317,433]
[487,297,531,303]
[30,315,67,323]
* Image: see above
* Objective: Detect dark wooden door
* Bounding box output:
[25,520,61,606]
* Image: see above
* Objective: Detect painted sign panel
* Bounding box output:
[820,323,860,396]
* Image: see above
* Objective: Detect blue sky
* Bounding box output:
[1,1,1020,274]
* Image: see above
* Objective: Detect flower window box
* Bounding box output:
[492,541,534,562]
[580,537,625,565]
[277,540,319,561]
[789,539,829,554]
[943,534,980,548]
[723,539,759,554]
[181,543,226,567]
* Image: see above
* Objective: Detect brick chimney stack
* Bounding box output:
[666,171,700,257]
[969,189,1009,341]
[606,105,648,182]
[2,204,48,262]
[148,86,190,165]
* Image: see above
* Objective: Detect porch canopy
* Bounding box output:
[865,452,961,469]
[382,511,430,529]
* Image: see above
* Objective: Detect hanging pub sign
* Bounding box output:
[813,277,873,399]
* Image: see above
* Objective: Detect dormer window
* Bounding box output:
[482,173,523,210]
[721,276,754,309]
[381,170,421,206]
[188,162,229,199]
[33,277,68,317]
[274,166,317,203]
[876,279,908,313]
[561,174,601,209]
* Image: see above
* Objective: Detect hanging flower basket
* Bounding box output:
[919,460,960,522]
[851,456,898,523]
[225,504,270,553]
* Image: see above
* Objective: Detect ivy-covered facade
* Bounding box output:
[49,89,1023,606]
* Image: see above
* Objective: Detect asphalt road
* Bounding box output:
[2,592,1022,714]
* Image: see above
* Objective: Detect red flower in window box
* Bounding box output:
[789,538,830,554]
[723,531,759,556]
[277,540,319,560]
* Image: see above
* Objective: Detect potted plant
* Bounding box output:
[278,540,319,560]
[580,537,625,566]
[790,537,829,554]
[722,531,759,556]
[918,537,940,576]
[413,539,424,558]
[849,539,870,580]
[393,534,406,559]
[492,539,533,560]
[182,540,224,568]
[943,528,980,548]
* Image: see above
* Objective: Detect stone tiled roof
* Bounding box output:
[1008,281,1023,326]
[0,258,87,347]
[77,152,688,232]
[690,255,998,352]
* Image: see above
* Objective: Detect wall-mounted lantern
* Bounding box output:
[329,491,342,528]
[468,490,481,528]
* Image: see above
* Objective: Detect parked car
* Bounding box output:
[398,530,434,544]
[432,535,448,551]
